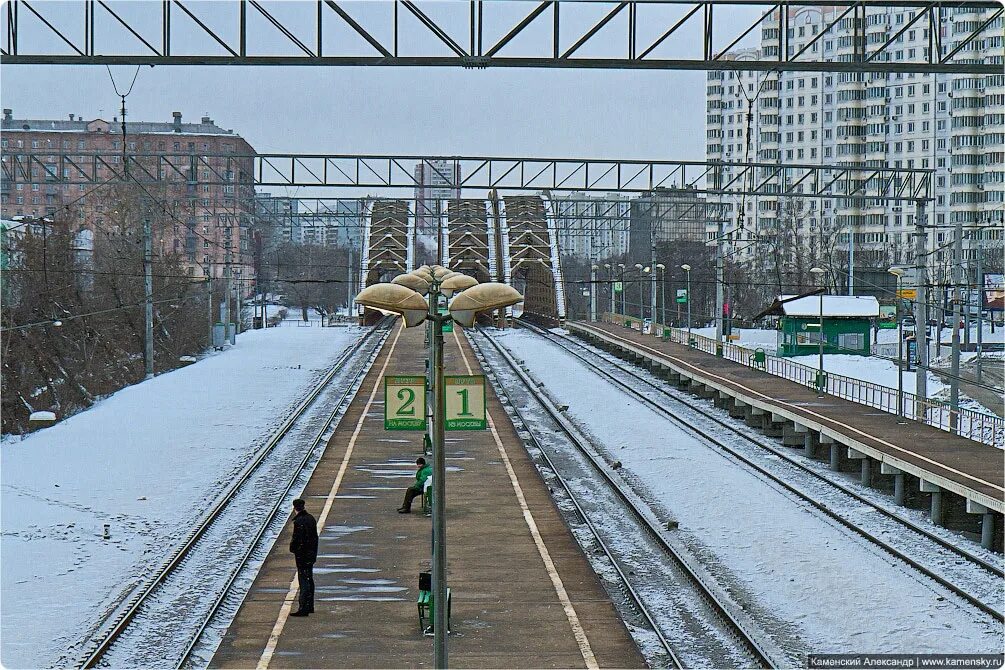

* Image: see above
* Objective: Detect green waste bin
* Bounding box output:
[752,348,766,369]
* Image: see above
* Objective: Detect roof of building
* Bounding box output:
[770,294,881,318]
[1,110,241,137]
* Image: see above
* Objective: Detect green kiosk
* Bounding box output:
[760,294,880,358]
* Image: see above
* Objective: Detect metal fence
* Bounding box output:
[599,313,1004,449]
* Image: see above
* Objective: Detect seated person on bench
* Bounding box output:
[398,457,432,514]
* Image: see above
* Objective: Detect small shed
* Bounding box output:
[759,294,880,357]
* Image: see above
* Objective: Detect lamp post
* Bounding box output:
[618,263,626,316]
[355,275,520,670]
[604,263,613,319]
[889,267,906,422]
[681,264,692,340]
[590,264,598,322]
[656,263,666,328]
[634,263,644,320]
[810,266,826,397]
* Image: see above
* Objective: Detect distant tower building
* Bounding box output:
[413,159,460,238]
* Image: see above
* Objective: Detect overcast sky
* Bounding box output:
[1,2,764,178]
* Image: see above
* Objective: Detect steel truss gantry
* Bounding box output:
[1,153,934,202]
[2,0,1000,74]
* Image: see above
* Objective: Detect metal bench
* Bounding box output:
[417,587,451,633]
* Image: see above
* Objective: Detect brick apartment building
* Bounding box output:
[0,109,257,280]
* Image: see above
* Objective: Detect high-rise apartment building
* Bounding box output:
[413,159,460,237]
[706,6,1003,284]
[1,109,257,279]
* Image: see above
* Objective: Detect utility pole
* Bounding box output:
[848,220,855,295]
[206,274,213,347]
[949,218,962,432]
[715,218,725,353]
[914,201,929,412]
[224,247,232,336]
[976,247,983,384]
[650,235,657,328]
[590,263,598,322]
[143,212,154,379]
[589,228,597,322]
[348,247,355,318]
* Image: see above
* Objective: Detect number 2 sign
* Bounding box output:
[384,376,427,430]
[444,375,486,430]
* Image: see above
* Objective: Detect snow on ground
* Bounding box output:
[691,326,780,353]
[1,326,364,669]
[789,353,946,395]
[876,323,1005,345]
[495,329,1003,656]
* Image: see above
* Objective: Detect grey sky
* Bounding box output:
[1,1,764,188]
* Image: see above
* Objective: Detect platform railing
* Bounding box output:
[596,313,1004,449]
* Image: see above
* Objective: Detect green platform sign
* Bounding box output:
[444,375,486,430]
[384,375,427,430]
[676,289,688,304]
[438,306,454,332]
[613,281,623,293]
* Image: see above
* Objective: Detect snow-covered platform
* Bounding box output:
[210,324,643,669]
[570,321,1004,546]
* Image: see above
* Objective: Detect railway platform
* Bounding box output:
[210,322,644,669]
[569,320,1004,548]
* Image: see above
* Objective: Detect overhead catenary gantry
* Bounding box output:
[1,153,934,202]
[2,0,1000,74]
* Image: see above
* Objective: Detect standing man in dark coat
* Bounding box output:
[289,498,318,617]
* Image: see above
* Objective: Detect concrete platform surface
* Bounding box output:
[573,321,1004,514]
[210,323,645,669]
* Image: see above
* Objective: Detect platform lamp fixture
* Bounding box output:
[681,264,692,340]
[889,267,907,422]
[810,266,827,397]
[355,272,521,670]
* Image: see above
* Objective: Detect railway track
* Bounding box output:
[76,322,390,669]
[471,329,785,668]
[519,320,1004,622]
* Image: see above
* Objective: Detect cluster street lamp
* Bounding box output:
[355,266,521,669]
[810,266,827,397]
[681,264,692,340]
[889,267,907,422]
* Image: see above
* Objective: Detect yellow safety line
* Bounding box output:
[256,322,405,670]
[452,328,599,670]
[580,323,1004,493]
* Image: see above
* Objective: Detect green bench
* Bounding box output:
[417,587,451,633]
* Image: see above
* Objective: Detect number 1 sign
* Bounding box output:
[384,375,427,430]
[443,375,487,430]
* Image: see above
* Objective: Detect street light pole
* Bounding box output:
[428,298,448,668]
[681,264,692,340]
[811,267,826,397]
[605,263,613,319]
[634,263,644,320]
[657,263,666,328]
[590,264,598,322]
[619,264,626,316]
[890,267,906,422]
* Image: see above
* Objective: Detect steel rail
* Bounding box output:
[176,323,390,667]
[471,335,682,669]
[471,328,779,668]
[527,320,1005,622]
[77,321,390,669]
